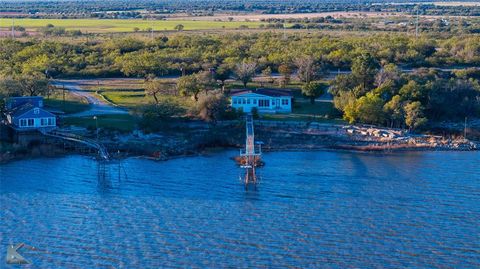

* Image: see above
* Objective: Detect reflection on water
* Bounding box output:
[1,150,480,268]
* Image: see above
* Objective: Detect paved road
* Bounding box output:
[51,80,128,117]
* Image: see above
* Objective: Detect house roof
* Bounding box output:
[9,103,35,118]
[230,88,293,97]
[8,103,54,118]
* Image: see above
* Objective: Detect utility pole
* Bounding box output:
[94,116,99,141]
[150,10,154,39]
[62,84,66,110]
[415,7,419,39]
[11,18,15,38]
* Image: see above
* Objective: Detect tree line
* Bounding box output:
[1,31,480,129]
[330,55,480,130]
[1,32,480,79]
[2,1,480,19]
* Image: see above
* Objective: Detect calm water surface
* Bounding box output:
[0,150,479,268]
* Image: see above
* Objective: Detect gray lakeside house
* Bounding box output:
[5,96,57,130]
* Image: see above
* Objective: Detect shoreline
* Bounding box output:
[1,141,477,165]
[1,121,478,164]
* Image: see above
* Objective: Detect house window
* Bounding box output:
[41,118,47,126]
[27,119,34,127]
[34,108,40,114]
[246,99,250,104]
[233,99,237,104]
[282,99,289,105]
[20,119,27,127]
[253,99,257,105]
[258,99,270,107]
[48,118,54,126]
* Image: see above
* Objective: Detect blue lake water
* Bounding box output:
[0,150,479,268]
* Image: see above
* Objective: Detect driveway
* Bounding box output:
[51,80,129,117]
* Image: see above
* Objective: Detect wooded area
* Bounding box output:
[1,29,480,130]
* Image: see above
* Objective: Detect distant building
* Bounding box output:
[230,88,293,113]
[5,96,56,130]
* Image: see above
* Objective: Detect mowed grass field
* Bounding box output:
[0,18,263,33]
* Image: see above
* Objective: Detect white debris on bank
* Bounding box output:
[343,125,477,150]
[344,125,404,139]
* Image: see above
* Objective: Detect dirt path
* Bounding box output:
[52,80,128,117]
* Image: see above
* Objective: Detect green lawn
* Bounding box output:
[0,18,263,33]
[99,89,149,107]
[293,101,336,115]
[44,91,91,114]
[261,100,343,123]
[61,114,137,132]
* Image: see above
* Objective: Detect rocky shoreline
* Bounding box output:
[1,121,478,163]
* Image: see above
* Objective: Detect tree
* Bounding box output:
[351,53,379,93]
[278,64,292,87]
[0,77,22,97]
[139,100,185,132]
[17,73,49,96]
[383,95,405,128]
[329,74,356,96]
[261,67,273,84]
[144,79,175,104]
[295,56,322,84]
[399,80,425,101]
[197,70,217,95]
[333,90,356,112]
[354,93,385,124]
[174,24,184,31]
[116,51,166,78]
[235,61,257,88]
[214,64,232,92]
[195,91,229,124]
[177,74,201,101]
[404,101,427,131]
[301,81,327,104]
[375,63,401,87]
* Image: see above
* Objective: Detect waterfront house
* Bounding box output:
[230,88,293,113]
[5,96,57,130]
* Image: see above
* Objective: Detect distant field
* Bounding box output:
[0,18,263,33]
[171,11,406,21]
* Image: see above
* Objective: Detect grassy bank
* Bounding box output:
[62,114,138,132]
[44,91,91,114]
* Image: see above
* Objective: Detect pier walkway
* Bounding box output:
[40,129,110,160]
[240,114,262,186]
